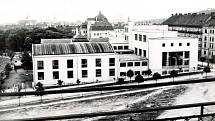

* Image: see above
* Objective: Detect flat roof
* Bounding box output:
[149,37,196,40]
[119,54,147,61]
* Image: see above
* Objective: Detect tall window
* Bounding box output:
[67,60,73,68]
[96,69,101,77]
[38,72,44,80]
[120,62,126,67]
[109,69,115,76]
[139,34,142,41]
[52,60,59,69]
[139,49,142,56]
[53,71,59,79]
[67,71,73,78]
[109,58,115,66]
[185,51,190,58]
[171,43,174,47]
[143,50,146,57]
[143,35,146,42]
[135,48,138,54]
[135,34,138,40]
[82,59,87,68]
[82,70,88,78]
[96,58,101,67]
[37,61,44,70]
[187,43,190,46]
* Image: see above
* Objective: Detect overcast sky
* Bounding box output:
[0,0,214,24]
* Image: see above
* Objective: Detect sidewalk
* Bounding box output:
[0,70,214,111]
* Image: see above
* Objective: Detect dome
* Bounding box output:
[95,11,108,22]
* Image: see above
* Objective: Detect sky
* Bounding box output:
[0,0,214,24]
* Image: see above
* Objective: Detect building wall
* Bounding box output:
[202,27,215,57]
[148,38,198,74]
[33,53,118,86]
[90,30,112,39]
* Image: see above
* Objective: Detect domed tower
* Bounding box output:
[95,11,108,22]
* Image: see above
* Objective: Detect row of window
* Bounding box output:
[204,36,215,42]
[37,58,115,70]
[162,42,190,47]
[93,32,108,36]
[38,69,115,80]
[134,34,146,42]
[113,45,129,50]
[120,61,147,67]
[134,48,146,57]
[205,29,215,34]
[120,70,150,76]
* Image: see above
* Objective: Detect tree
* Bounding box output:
[21,52,32,71]
[117,78,125,84]
[77,79,80,85]
[152,72,161,84]
[127,69,134,82]
[203,66,211,78]
[134,74,144,84]
[146,69,152,77]
[23,37,33,52]
[5,63,12,77]
[170,70,178,82]
[200,56,206,67]
[35,82,45,102]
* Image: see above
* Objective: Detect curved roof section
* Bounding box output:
[33,42,115,56]
[95,11,108,22]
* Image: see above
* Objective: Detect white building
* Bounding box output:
[125,23,198,74]
[32,37,118,86]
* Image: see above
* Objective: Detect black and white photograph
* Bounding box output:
[0,0,215,120]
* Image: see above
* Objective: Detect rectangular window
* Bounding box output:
[127,62,133,67]
[124,46,129,49]
[37,61,44,70]
[96,69,101,77]
[82,59,87,68]
[143,50,146,57]
[52,60,59,69]
[82,70,88,78]
[135,48,138,54]
[187,43,190,46]
[171,43,174,47]
[94,58,101,67]
[184,60,189,65]
[38,72,44,80]
[113,46,117,50]
[204,36,207,41]
[109,69,115,76]
[135,34,138,40]
[139,49,142,56]
[53,71,59,79]
[120,72,126,76]
[142,61,147,66]
[135,71,140,75]
[179,43,182,46]
[135,62,140,66]
[143,35,146,42]
[120,62,126,67]
[118,46,123,50]
[185,51,190,58]
[139,34,142,41]
[67,71,73,78]
[109,58,115,66]
[162,43,165,47]
[67,60,73,68]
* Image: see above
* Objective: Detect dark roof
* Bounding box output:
[163,13,212,27]
[33,42,115,56]
[90,21,113,31]
[72,34,89,42]
[95,11,108,22]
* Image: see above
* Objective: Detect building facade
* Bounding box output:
[163,12,215,58]
[32,42,118,86]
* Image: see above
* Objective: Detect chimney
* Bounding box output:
[211,12,215,19]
